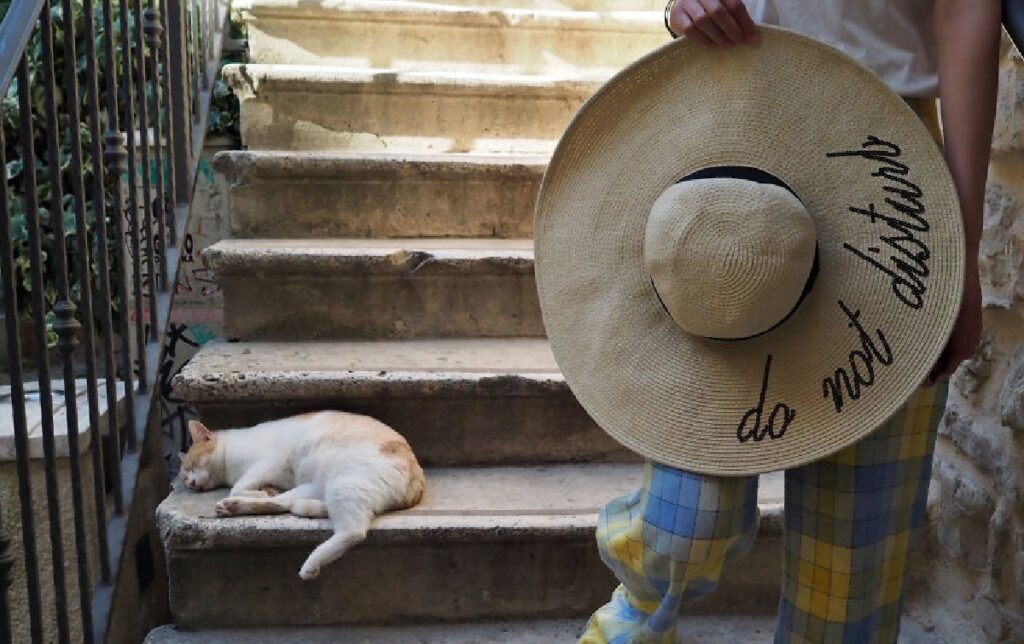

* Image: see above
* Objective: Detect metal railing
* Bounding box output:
[0,0,225,639]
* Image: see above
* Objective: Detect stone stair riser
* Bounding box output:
[225,66,600,153]
[362,0,668,9]
[245,8,666,74]
[188,393,634,467]
[219,271,543,340]
[166,535,783,629]
[215,152,545,239]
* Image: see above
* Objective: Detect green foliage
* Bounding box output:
[1,0,147,345]
[206,7,245,139]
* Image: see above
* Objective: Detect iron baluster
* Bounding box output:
[159,1,179,236]
[0,94,45,644]
[17,49,72,643]
[166,0,190,204]
[119,0,149,430]
[80,0,115,577]
[53,0,106,635]
[101,0,133,511]
[40,0,101,637]
[132,0,160,346]
[144,7,170,287]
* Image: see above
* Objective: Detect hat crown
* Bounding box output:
[644,177,817,340]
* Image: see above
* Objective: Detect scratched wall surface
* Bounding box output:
[905,39,1024,643]
[158,139,233,475]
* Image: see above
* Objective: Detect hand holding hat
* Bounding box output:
[666,0,759,46]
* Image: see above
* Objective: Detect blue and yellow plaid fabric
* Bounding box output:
[580,380,948,644]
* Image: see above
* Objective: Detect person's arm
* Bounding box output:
[927,0,1002,384]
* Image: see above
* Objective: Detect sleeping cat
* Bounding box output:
[178,410,425,580]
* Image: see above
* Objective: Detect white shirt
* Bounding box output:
[742,0,939,97]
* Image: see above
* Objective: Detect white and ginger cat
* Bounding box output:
[178,410,425,580]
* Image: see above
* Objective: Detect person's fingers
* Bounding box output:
[697,0,745,45]
[722,0,759,43]
[680,0,731,47]
[671,5,715,45]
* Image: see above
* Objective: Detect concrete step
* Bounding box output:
[157,464,786,629]
[173,338,632,467]
[356,0,669,9]
[145,615,775,643]
[145,615,947,643]
[223,64,603,153]
[214,151,546,239]
[243,0,666,75]
[205,238,541,341]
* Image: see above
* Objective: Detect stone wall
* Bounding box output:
[917,38,1024,642]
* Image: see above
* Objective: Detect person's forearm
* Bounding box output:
[935,0,1002,264]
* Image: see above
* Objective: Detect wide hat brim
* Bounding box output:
[534,27,965,476]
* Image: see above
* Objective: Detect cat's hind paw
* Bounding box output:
[299,561,321,581]
[215,498,241,517]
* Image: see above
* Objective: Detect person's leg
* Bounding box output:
[775,379,949,644]
[581,461,759,643]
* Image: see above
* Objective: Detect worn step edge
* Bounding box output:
[145,614,947,644]
[212,150,549,183]
[203,238,535,275]
[245,0,663,33]
[172,339,564,402]
[157,465,785,551]
[145,615,784,643]
[223,63,607,98]
[232,0,672,14]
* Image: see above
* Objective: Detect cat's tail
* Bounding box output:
[298,506,373,580]
[297,472,383,580]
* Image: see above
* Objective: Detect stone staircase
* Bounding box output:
[147,1,800,640]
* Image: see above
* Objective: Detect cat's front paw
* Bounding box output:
[298,561,321,581]
[215,498,241,517]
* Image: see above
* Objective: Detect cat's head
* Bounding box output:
[179,420,223,491]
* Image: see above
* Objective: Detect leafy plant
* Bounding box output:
[1,0,162,347]
[206,7,245,139]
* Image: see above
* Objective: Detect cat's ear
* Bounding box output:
[188,420,214,443]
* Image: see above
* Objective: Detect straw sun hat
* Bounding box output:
[534,27,965,476]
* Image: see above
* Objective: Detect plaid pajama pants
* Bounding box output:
[580,380,949,644]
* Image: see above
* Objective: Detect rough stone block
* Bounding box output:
[939,405,1011,481]
[972,594,1009,641]
[999,348,1024,433]
[953,330,995,395]
[932,450,995,571]
[980,175,1024,309]
[992,43,1024,157]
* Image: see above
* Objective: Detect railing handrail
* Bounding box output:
[0,0,48,95]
